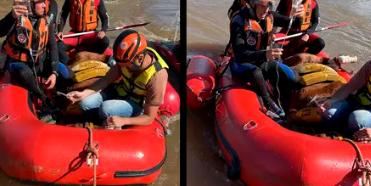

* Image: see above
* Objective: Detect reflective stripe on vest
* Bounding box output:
[70,0,99,32]
[243,15,273,50]
[3,16,48,63]
[115,47,169,105]
[356,76,371,106]
[300,0,313,31]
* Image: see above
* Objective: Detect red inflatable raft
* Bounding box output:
[188,55,370,185]
[0,75,179,185]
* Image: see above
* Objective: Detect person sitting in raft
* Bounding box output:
[0,0,59,112]
[322,60,371,140]
[276,0,325,58]
[229,0,300,119]
[57,0,110,54]
[224,0,304,57]
[66,30,168,129]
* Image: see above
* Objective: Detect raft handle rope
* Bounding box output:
[0,83,9,90]
[342,138,371,186]
[243,120,257,131]
[0,114,10,124]
[86,126,99,186]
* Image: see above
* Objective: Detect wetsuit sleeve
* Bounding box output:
[305,4,319,34]
[276,0,288,15]
[58,0,71,32]
[48,0,58,25]
[0,12,16,37]
[272,12,292,28]
[98,0,109,32]
[47,24,58,72]
[230,18,267,65]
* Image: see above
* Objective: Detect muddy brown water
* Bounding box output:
[0,0,180,185]
[187,0,370,186]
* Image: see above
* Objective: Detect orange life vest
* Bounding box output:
[284,0,316,32]
[243,15,273,50]
[3,16,49,63]
[45,0,50,14]
[69,0,99,32]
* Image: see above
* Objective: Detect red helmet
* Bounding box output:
[113,29,148,63]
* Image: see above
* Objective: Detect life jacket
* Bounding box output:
[115,47,169,105]
[69,0,99,32]
[243,15,273,50]
[356,75,371,106]
[3,16,49,63]
[293,63,346,86]
[71,60,110,82]
[283,0,316,32]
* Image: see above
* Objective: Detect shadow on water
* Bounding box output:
[187,104,244,186]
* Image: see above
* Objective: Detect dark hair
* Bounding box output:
[228,0,242,20]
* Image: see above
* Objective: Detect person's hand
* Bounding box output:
[45,73,57,89]
[266,48,283,61]
[56,32,63,41]
[353,128,371,142]
[293,4,304,17]
[318,99,335,112]
[12,0,28,18]
[106,116,127,130]
[301,34,310,42]
[66,89,95,103]
[97,31,106,39]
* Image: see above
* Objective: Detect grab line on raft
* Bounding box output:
[343,138,371,186]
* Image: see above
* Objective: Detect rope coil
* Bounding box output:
[86,126,99,186]
[343,138,371,186]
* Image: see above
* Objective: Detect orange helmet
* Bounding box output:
[113,29,148,63]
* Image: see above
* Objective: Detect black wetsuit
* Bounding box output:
[230,7,299,117]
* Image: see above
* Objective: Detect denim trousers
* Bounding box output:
[323,99,371,133]
[79,86,143,121]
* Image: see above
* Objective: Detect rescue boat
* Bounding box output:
[188,55,370,185]
[0,46,180,185]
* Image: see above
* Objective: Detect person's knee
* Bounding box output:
[101,36,110,47]
[79,94,103,111]
[315,38,325,49]
[322,100,349,120]
[348,110,371,131]
[99,100,133,118]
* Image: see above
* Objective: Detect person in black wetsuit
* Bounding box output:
[0,0,59,112]
[276,0,325,58]
[57,0,110,54]
[229,0,300,119]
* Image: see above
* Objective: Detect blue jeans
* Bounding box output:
[79,87,143,121]
[323,99,371,133]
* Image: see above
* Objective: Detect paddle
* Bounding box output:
[274,22,350,42]
[62,22,150,39]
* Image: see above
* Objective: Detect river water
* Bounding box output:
[0,0,180,185]
[187,0,371,185]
